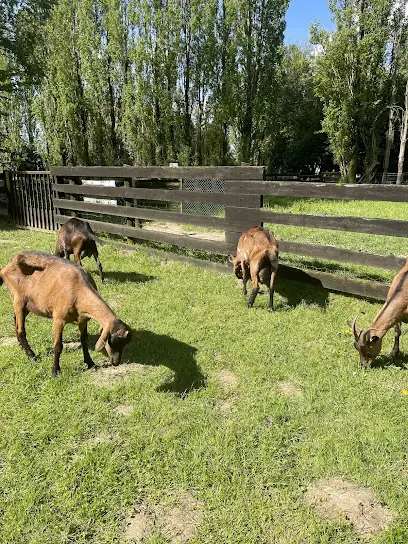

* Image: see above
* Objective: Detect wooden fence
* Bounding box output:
[3,165,408,301]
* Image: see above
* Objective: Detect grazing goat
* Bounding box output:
[229,226,279,311]
[55,218,105,283]
[350,260,408,367]
[0,252,131,377]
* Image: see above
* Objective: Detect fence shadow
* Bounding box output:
[90,329,205,396]
[102,271,156,284]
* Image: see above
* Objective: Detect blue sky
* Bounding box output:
[285,0,334,45]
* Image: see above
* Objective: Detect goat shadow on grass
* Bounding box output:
[99,271,156,284]
[90,329,206,397]
[274,272,329,310]
[371,353,408,370]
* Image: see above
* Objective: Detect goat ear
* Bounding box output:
[95,327,110,352]
[228,255,235,264]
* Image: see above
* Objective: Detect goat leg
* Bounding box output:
[52,319,64,377]
[14,303,37,361]
[242,262,248,296]
[78,320,95,370]
[248,268,260,308]
[268,269,277,312]
[389,323,401,359]
[93,252,104,284]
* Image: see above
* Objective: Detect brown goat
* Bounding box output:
[0,252,131,377]
[55,218,105,283]
[229,226,279,311]
[350,259,408,367]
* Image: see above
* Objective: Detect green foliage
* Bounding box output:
[312,0,408,182]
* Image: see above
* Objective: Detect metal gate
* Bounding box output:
[9,171,56,230]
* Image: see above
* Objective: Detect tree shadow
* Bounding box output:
[101,271,156,284]
[90,329,206,397]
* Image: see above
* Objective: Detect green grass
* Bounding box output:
[1,225,408,543]
[263,197,408,284]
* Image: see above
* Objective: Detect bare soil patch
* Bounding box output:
[219,370,238,391]
[83,433,112,448]
[218,400,233,414]
[91,363,145,387]
[143,222,224,242]
[64,342,81,351]
[305,477,393,538]
[113,404,134,417]
[0,336,18,347]
[125,490,204,543]
[277,380,303,397]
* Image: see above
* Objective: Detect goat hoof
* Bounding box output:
[268,307,274,313]
[51,370,60,378]
[28,353,40,362]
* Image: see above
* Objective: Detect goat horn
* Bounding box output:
[352,311,365,341]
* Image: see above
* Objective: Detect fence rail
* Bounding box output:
[3,166,408,302]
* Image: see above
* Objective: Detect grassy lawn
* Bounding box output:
[263,197,408,284]
[1,224,408,543]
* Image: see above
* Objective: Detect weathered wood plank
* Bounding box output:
[50,166,264,180]
[52,184,259,207]
[53,198,254,232]
[257,209,408,238]
[55,214,236,254]
[227,180,408,202]
[279,240,406,271]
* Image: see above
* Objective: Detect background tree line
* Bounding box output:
[0,0,407,181]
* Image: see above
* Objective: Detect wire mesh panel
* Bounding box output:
[181,178,226,216]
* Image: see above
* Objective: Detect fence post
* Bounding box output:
[224,168,264,251]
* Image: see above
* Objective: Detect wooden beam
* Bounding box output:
[226,180,408,202]
[50,166,265,180]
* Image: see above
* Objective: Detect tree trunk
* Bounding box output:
[396,80,408,185]
[348,154,358,184]
[382,109,395,184]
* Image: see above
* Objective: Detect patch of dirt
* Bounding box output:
[91,363,145,387]
[218,400,233,414]
[0,336,18,347]
[219,370,238,391]
[125,490,204,543]
[143,222,224,242]
[83,433,112,447]
[64,342,81,351]
[305,477,393,538]
[277,380,303,397]
[113,404,134,417]
[121,249,134,255]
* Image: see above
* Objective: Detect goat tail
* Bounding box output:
[0,270,3,286]
[90,234,107,246]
